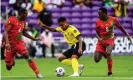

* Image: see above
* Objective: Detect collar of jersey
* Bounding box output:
[100,16,109,22]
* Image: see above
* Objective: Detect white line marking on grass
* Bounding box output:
[74,77,133,80]
[2,76,133,80]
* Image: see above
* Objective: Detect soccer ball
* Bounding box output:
[55,67,65,77]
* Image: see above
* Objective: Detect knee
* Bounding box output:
[106,54,112,59]
[71,55,78,59]
[5,61,13,70]
[58,57,64,62]
[23,53,30,59]
[94,52,102,63]
[94,59,100,63]
[58,54,67,62]
[94,56,101,63]
[6,65,12,71]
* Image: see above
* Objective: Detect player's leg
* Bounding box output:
[69,54,79,77]
[94,43,105,63]
[51,44,55,58]
[94,51,103,63]
[70,41,86,77]
[78,42,86,76]
[23,53,43,78]
[58,49,73,66]
[59,53,80,77]
[105,44,113,76]
[17,43,43,78]
[4,49,15,71]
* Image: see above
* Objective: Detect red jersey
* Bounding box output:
[5,16,25,44]
[96,16,121,39]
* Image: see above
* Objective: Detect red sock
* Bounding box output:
[107,59,113,73]
[28,60,40,75]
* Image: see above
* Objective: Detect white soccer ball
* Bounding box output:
[55,67,65,77]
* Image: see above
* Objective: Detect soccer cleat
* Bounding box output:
[68,73,79,77]
[78,64,84,76]
[108,72,112,77]
[37,74,44,78]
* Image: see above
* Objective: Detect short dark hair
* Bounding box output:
[18,8,27,15]
[58,17,67,23]
[99,7,107,14]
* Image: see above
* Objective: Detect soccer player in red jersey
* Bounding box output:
[95,7,132,76]
[3,8,43,78]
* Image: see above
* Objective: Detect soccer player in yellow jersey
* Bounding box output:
[38,17,86,77]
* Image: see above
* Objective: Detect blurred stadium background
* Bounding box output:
[1,0,133,80]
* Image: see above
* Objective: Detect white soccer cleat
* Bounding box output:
[78,64,84,76]
[37,74,44,78]
[68,73,79,77]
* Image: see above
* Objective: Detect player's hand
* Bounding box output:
[5,42,11,51]
[35,37,41,41]
[78,48,82,54]
[37,20,45,27]
[127,35,132,43]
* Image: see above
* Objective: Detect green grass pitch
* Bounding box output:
[1,55,133,80]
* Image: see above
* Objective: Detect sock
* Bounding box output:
[72,58,79,73]
[28,58,40,75]
[107,59,113,73]
[61,59,72,66]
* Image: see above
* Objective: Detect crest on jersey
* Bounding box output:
[74,30,77,33]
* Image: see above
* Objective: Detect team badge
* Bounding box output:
[74,30,77,33]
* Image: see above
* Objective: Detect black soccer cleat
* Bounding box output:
[108,72,112,76]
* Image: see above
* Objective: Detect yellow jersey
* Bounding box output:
[56,25,80,46]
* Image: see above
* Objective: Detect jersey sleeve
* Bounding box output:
[4,17,13,29]
[71,26,80,37]
[113,17,121,27]
[55,27,62,32]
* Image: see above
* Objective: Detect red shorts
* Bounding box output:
[4,42,28,65]
[95,38,114,55]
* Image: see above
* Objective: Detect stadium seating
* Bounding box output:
[1,0,133,37]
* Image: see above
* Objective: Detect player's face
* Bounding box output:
[98,10,105,20]
[59,21,68,30]
[20,11,28,21]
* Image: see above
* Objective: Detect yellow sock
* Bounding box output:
[61,59,72,66]
[72,58,79,73]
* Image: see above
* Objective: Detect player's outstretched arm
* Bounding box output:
[4,18,13,51]
[23,22,40,41]
[118,25,132,43]
[23,30,40,41]
[76,35,83,54]
[114,18,132,43]
[38,20,57,32]
[4,27,11,50]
